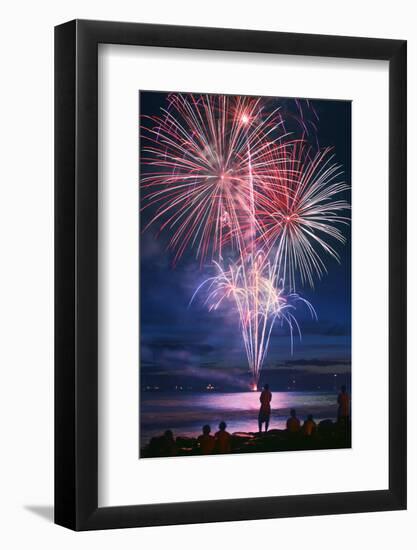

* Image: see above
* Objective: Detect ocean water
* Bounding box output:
[140,390,339,448]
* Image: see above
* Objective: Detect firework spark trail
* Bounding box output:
[257,140,350,291]
[190,254,317,386]
[140,93,350,388]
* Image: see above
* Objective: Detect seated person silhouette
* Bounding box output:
[286,408,301,433]
[258,383,272,432]
[197,424,215,455]
[160,429,177,456]
[302,415,317,437]
[215,421,232,454]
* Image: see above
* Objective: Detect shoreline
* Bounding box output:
[141,418,351,458]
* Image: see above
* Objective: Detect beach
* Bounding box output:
[140,389,350,457]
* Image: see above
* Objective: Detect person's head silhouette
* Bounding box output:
[307,414,314,422]
[341,385,346,393]
[202,424,211,435]
[219,421,227,431]
[290,408,297,418]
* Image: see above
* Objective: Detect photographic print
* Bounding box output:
[139,91,351,459]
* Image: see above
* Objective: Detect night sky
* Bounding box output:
[139,91,351,392]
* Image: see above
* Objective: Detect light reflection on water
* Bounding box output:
[140,391,338,447]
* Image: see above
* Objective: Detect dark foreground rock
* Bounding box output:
[141,419,351,458]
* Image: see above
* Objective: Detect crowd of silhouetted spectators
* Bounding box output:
[145,385,350,457]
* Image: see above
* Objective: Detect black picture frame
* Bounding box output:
[55,19,407,531]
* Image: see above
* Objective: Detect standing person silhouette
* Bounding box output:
[337,385,350,424]
[258,383,272,432]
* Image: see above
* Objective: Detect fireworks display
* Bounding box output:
[141,92,350,389]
